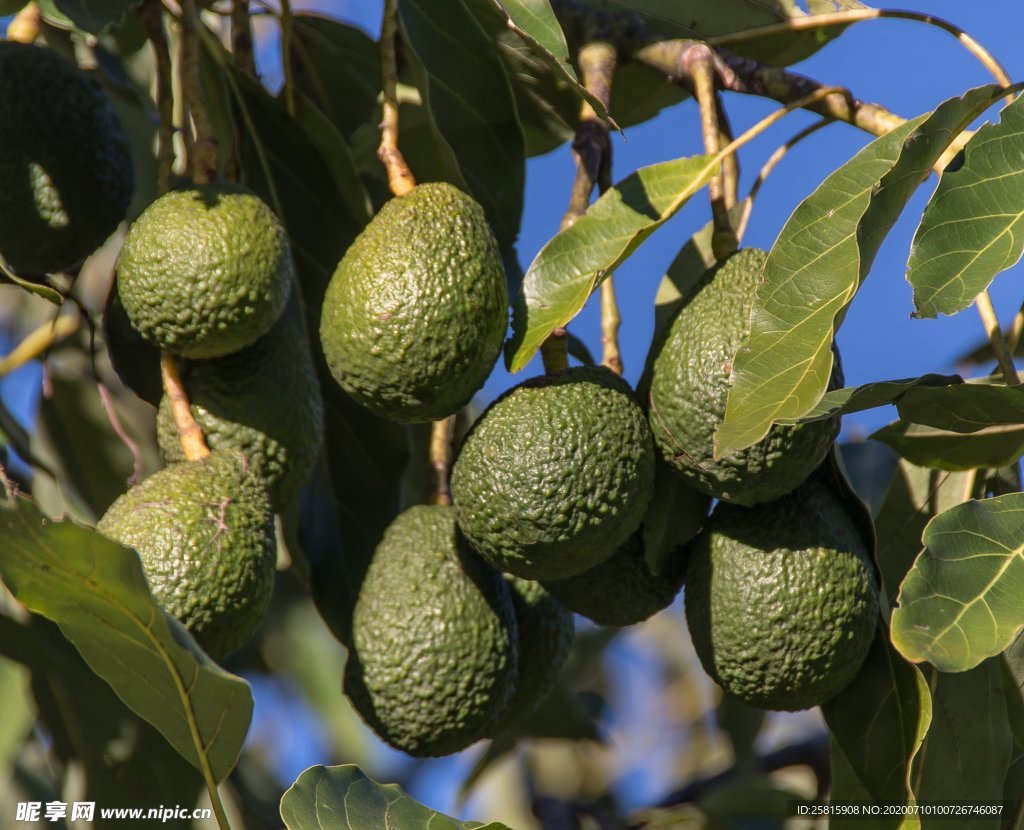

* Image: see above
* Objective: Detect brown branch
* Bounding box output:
[160,353,210,461]
[230,0,256,78]
[378,0,415,197]
[179,0,218,184]
[140,0,175,195]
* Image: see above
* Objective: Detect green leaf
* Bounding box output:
[912,660,1013,823]
[778,374,964,423]
[641,461,710,575]
[0,496,253,782]
[488,0,613,123]
[0,266,64,304]
[892,493,1024,672]
[873,422,1024,471]
[400,0,526,257]
[908,93,1024,318]
[822,625,931,828]
[873,461,972,604]
[719,86,1010,457]
[52,0,138,32]
[506,152,720,372]
[280,765,512,830]
[0,652,32,770]
[0,615,202,825]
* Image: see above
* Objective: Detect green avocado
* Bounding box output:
[646,248,841,505]
[543,533,689,627]
[685,477,879,711]
[319,182,508,423]
[344,505,518,757]
[156,291,324,510]
[0,42,132,276]
[116,184,294,359]
[451,366,655,581]
[97,451,277,661]
[493,577,574,733]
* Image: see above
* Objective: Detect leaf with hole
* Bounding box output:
[718,86,1009,458]
[892,493,1024,672]
[0,496,253,782]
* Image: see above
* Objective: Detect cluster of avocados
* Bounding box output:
[317,194,879,754]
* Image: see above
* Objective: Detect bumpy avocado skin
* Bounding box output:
[647,248,840,506]
[116,184,294,359]
[0,42,132,275]
[544,533,689,627]
[451,366,655,581]
[319,182,508,423]
[685,478,879,711]
[493,577,574,733]
[156,292,323,510]
[97,451,276,661]
[344,505,518,757]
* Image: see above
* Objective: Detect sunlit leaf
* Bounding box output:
[873,422,1024,471]
[506,153,719,372]
[823,626,931,828]
[0,496,253,782]
[719,86,1009,457]
[778,374,964,423]
[280,764,511,830]
[908,93,1024,318]
[892,493,1024,672]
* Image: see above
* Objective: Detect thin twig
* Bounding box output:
[160,353,210,461]
[279,0,296,115]
[140,0,175,195]
[377,0,415,197]
[230,0,256,78]
[179,0,218,184]
[686,44,736,260]
[715,96,738,209]
[975,292,1020,385]
[428,418,452,506]
[0,314,79,378]
[97,383,144,486]
[747,118,834,204]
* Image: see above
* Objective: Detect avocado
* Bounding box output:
[493,577,574,733]
[97,451,276,661]
[543,533,689,627]
[646,248,840,505]
[451,366,655,581]
[156,291,323,510]
[685,477,878,711]
[116,184,294,359]
[344,505,518,757]
[319,182,508,423]
[0,42,132,276]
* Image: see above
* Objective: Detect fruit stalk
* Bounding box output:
[6,2,39,42]
[377,0,415,198]
[687,45,737,261]
[428,417,452,506]
[179,0,218,185]
[160,353,210,461]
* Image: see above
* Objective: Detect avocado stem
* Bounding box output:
[428,417,452,506]
[377,0,416,198]
[179,0,218,185]
[6,2,39,43]
[140,0,175,195]
[160,352,211,462]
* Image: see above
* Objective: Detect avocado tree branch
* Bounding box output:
[686,44,736,261]
[378,0,415,198]
[160,353,210,462]
[230,0,256,78]
[0,313,78,378]
[976,292,1020,385]
[140,0,175,195]
[178,0,218,185]
[715,96,738,209]
[279,0,296,116]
